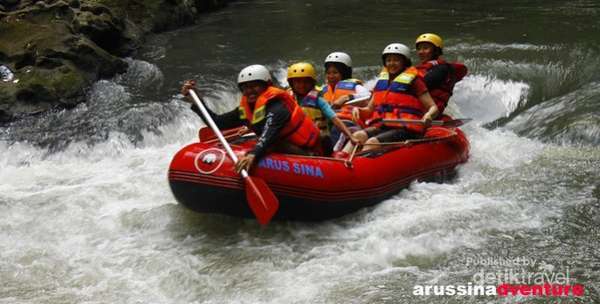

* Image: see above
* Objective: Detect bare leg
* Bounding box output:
[363,137,381,152]
[342,130,368,153]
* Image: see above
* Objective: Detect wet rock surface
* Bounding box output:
[0,0,229,123]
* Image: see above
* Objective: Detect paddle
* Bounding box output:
[198,126,248,142]
[381,118,472,128]
[343,95,371,106]
[188,90,279,225]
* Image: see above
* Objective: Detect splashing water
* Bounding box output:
[2,1,600,302]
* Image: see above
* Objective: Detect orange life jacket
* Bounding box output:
[321,79,363,124]
[371,67,426,134]
[239,86,320,150]
[416,58,467,115]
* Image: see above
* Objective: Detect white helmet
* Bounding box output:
[324,52,352,68]
[382,43,411,58]
[237,64,271,84]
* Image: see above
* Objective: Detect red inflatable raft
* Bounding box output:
[168,124,469,221]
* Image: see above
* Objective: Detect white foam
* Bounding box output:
[117,58,165,91]
[452,74,529,123]
[451,43,561,52]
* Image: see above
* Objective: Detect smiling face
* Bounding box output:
[384,54,406,75]
[239,81,268,103]
[289,77,315,96]
[416,42,436,63]
[325,65,343,86]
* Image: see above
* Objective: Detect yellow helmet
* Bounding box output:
[416,33,443,49]
[287,62,317,81]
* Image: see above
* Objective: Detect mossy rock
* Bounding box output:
[74,1,135,55]
[1,0,232,123]
[0,3,74,60]
[0,2,126,122]
[0,63,87,118]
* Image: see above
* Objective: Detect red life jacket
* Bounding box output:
[239,86,320,150]
[371,67,426,134]
[321,79,364,124]
[416,58,467,115]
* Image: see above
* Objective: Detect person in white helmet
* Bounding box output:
[321,52,370,109]
[321,51,370,150]
[339,43,438,155]
[181,64,322,173]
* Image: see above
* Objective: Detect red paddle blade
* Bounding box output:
[244,176,279,225]
[198,127,215,142]
[199,126,247,142]
[453,62,468,80]
[442,118,472,128]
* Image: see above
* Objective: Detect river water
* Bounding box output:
[1,1,599,303]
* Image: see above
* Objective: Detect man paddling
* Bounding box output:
[181,64,322,173]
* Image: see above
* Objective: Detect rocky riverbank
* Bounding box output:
[0,0,229,123]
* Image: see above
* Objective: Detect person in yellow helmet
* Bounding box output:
[287,62,358,155]
[415,33,467,117]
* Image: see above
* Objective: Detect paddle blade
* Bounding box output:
[381,118,473,128]
[244,176,279,225]
[442,118,472,128]
[198,127,215,142]
[452,62,468,81]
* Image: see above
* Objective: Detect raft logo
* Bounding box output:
[257,157,325,179]
[194,148,225,175]
[202,154,217,164]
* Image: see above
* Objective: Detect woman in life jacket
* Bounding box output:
[181,64,322,173]
[340,43,439,154]
[415,33,467,117]
[287,62,358,155]
[321,52,371,149]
